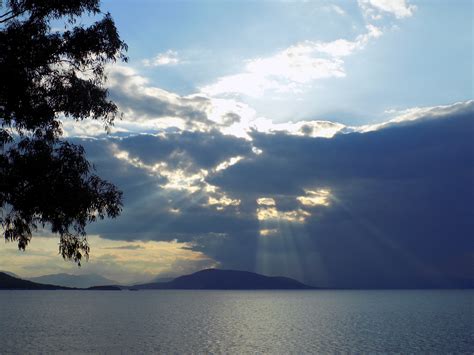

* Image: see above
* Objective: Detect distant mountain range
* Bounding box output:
[29,273,117,289]
[2,268,473,290]
[148,276,175,284]
[1,269,314,290]
[133,269,316,290]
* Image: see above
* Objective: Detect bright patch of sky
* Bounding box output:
[102,0,472,126]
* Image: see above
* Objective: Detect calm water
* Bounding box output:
[0,290,472,353]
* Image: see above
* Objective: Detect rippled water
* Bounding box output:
[0,290,472,353]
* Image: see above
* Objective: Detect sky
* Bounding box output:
[1,0,473,287]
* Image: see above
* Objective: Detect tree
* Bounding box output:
[0,0,127,264]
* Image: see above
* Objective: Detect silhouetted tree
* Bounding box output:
[0,0,127,264]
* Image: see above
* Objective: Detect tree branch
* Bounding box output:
[0,10,14,18]
[0,9,28,23]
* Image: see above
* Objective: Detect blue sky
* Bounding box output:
[102,0,472,125]
[1,0,472,287]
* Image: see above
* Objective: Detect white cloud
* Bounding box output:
[256,198,311,223]
[61,65,218,138]
[200,25,382,98]
[297,189,331,207]
[246,46,345,82]
[358,0,416,19]
[312,24,382,57]
[204,97,347,139]
[200,49,345,98]
[142,50,181,67]
[356,100,474,132]
[61,64,472,149]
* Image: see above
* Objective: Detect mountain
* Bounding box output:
[133,269,316,290]
[149,276,175,283]
[88,285,122,291]
[29,273,117,288]
[0,271,20,278]
[0,272,68,290]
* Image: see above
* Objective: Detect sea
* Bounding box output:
[0,290,472,353]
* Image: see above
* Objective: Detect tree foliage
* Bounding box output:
[0,0,127,264]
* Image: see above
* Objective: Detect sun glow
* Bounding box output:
[259,228,278,237]
[297,189,331,207]
[208,195,241,210]
[112,143,244,212]
[256,197,310,223]
[214,156,244,172]
[0,235,215,284]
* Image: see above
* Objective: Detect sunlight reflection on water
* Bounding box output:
[0,290,472,353]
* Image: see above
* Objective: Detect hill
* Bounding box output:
[0,271,20,278]
[149,276,175,283]
[134,269,315,290]
[87,285,122,291]
[29,273,117,289]
[0,272,69,290]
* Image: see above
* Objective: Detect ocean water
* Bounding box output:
[0,290,472,353]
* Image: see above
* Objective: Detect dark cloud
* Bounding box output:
[79,103,474,288]
[77,132,257,243]
[114,130,253,170]
[211,109,473,193]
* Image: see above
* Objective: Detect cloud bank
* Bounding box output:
[62,99,474,288]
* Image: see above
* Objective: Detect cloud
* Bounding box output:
[199,0,411,99]
[200,25,382,98]
[205,101,473,287]
[61,66,350,140]
[358,0,416,19]
[142,50,181,66]
[102,244,144,250]
[75,131,259,245]
[311,24,382,57]
[359,100,474,132]
[0,235,216,284]
[74,100,474,288]
[30,98,474,287]
[47,56,474,287]
[212,101,474,194]
[296,189,331,207]
[113,130,252,169]
[106,66,214,131]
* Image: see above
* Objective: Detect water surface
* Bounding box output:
[0,290,472,353]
